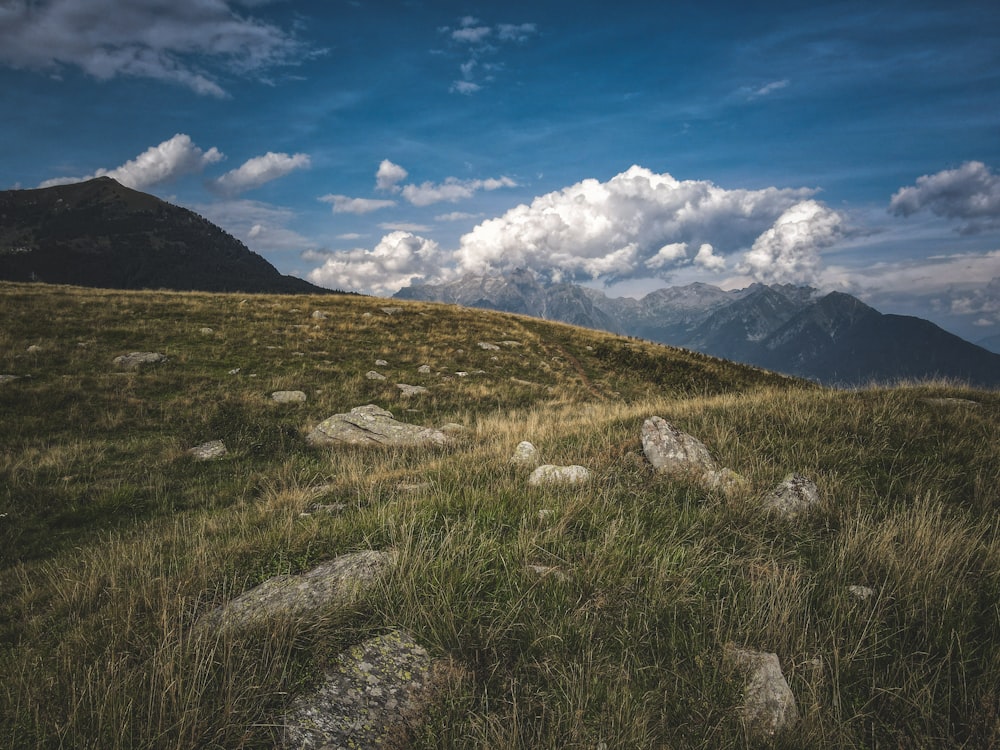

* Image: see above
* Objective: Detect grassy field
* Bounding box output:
[1,281,998,749]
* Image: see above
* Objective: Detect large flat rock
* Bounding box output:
[306,405,451,448]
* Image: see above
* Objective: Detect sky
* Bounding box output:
[2,0,999,343]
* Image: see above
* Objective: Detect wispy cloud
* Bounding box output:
[0,0,314,97]
[319,194,396,214]
[39,133,222,189]
[401,176,517,206]
[745,79,790,99]
[439,15,538,95]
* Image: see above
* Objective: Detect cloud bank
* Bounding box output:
[453,165,825,282]
[890,161,1000,234]
[0,0,310,96]
[39,133,222,189]
[306,231,445,296]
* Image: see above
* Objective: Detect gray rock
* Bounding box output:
[366,370,388,381]
[417,364,432,374]
[375,359,389,367]
[641,416,718,476]
[511,441,540,466]
[26,344,42,353]
[528,464,592,486]
[762,473,821,518]
[199,327,214,335]
[306,405,451,448]
[439,422,468,438]
[0,374,20,384]
[189,440,226,461]
[724,644,799,738]
[848,585,876,600]
[396,383,428,397]
[704,468,748,494]
[271,390,307,403]
[228,367,241,375]
[205,550,393,631]
[477,341,500,350]
[114,351,167,369]
[311,310,327,320]
[281,629,452,750]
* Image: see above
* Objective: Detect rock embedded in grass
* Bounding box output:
[188,440,226,460]
[113,351,166,368]
[204,550,393,631]
[281,629,454,750]
[478,341,500,350]
[762,473,821,518]
[0,374,19,384]
[311,310,327,320]
[375,359,389,366]
[642,416,718,476]
[366,370,387,381]
[306,405,452,448]
[511,441,540,466]
[271,390,307,403]
[724,644,799,738]
[396,383,428,396]
[417,364,432,374]
[528,464,592,486]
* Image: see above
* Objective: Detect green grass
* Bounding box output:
[1,281,998,748]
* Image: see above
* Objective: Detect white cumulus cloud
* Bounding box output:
[739,200,845,284]
[209,151,310,196]
[401,176,517,206]
[0,0,310,97]
[376,159,408,192]
[454,165,818,281]
[693,243,726,272]
[306,231,447,295]
[39,133,223,189]
[889,161,1000,234]
[319,194,396,214]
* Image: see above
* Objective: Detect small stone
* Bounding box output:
[199,327,214,335]
[724,644,799,738]
[375,359,389,367]
[189,440,227,461]
[762,473,821,518]
[396,384,428,396]
[228,368,241,375]
[528,464,592,486]
[26,344,42,353]
[848,585,876,600]
[271,390,307,403]
[500,340,521,347]
[455,371,469,377]
[511,441,540,466]
[380,306,402,315]
[366,370,387,381]
[439,422,468,437]
[477,342,500,350]
[114,351,167,369]
[417,364,432,374]
[311,310,327,320]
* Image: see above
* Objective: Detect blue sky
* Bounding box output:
[2,0,999,341]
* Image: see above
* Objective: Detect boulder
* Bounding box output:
[306,405,451,448]
[762,474,821,518]
[641,416,718,476]
[204,550,393,630]
[189,440,226,461]
[271,390,307,403]
[511,441,540,466]
[724,644,799,738]
[114,351,167,368]
[281,629,453,750]
[528,464,592,486]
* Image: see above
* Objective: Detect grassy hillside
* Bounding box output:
[1,281,998,748]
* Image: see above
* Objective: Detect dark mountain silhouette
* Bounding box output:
[0,177,333,295]
[398,271,1000,387]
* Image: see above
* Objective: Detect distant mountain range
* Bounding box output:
[0,177,332,295]
[396,270,1000,387]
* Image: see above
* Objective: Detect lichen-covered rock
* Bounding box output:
[762,473,821,518]
[282,629,453,750]
[511,441,540,466]
[113,351,166,368]
[204,550,393,631]
[306,405,451,448]
[641,416,718,476]
[189,440,226,460]
[704,467,749,494]
[724,644,799,738]
[271,390,307,403]
[528,464,592,486]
